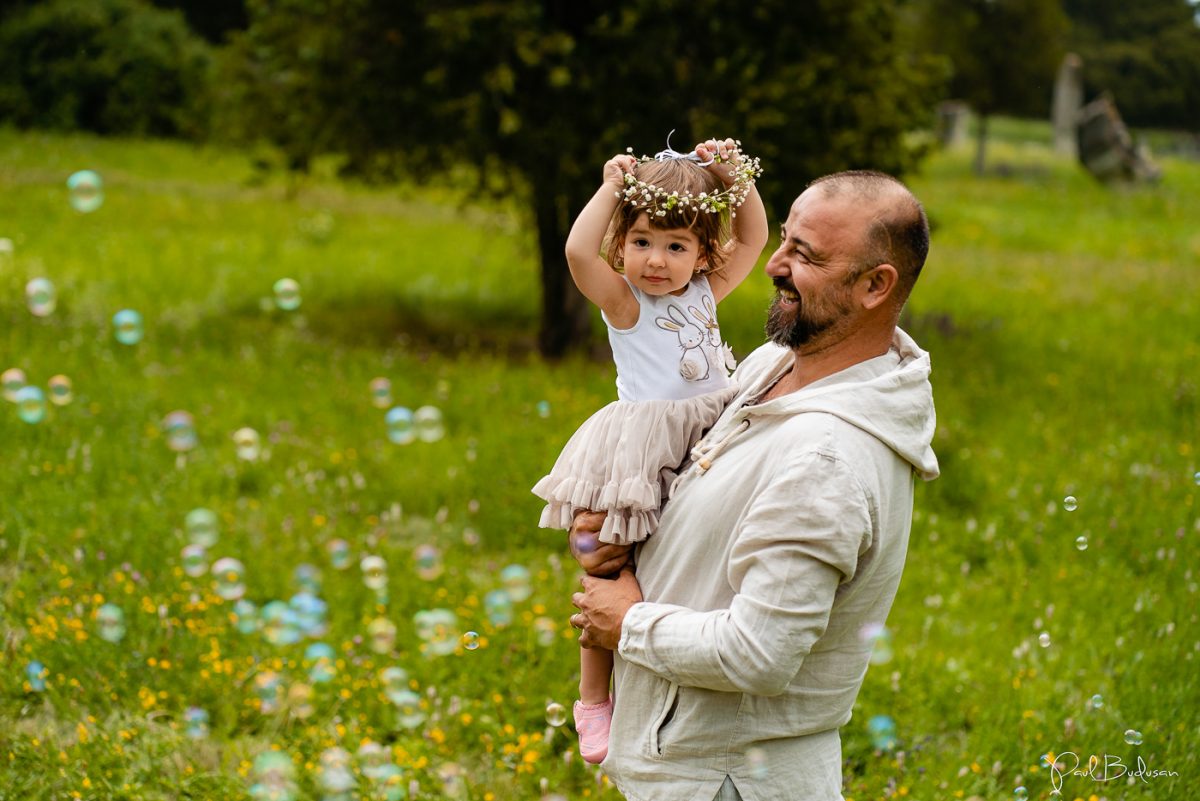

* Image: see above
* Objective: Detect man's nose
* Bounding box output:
[764,246,788,277]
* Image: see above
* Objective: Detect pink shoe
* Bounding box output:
[573,697,613,764]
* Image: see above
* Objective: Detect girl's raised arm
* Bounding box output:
[696,139,769,305]
[564,156,638,326]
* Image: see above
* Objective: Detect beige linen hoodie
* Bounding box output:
[605,328,938,801]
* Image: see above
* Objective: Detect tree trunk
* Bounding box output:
[533,172,592,358]
[973,113,989,176]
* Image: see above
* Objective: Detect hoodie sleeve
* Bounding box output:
[618,449,872,695]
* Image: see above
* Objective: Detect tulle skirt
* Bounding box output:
[532,386,737,544]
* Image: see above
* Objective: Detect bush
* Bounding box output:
[0,0,213,138]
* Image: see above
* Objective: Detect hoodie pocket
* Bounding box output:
[646,681,679,757]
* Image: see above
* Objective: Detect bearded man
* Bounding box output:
[570,171,940,801]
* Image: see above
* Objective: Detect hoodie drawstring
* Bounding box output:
[690,418,750,474]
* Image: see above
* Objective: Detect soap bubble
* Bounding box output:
[112,309,143,345]
[360,555,388,591]
[286,682,314,719]
[483,590,514,627]
[545,701,567,727]
[249,749,297,801]
[369,377,393,409]
[414,608,459,656]
[212,557,246,601]
[288,592,327,637]
[26,661,47,692]
[500,564,532,602]
[393,688,426,730]
[325,539,352,570]
[67,170,104,213]
[184,707,209,739]
[1063,495,1078,512]
[461,631,480,650]
[367,617,397,653]
[867,715,898,750]
[1013,787,1028,800]
[414,405,445,442]
[380,666,410,704]
[26,278,56,316]
[745,746,768,779]
[437,763,465,799]
[373,763,406,801]
[858,622,894,665]
[181,544,208,577]
[233,599,259,634]
[1124,729,1143,746]
[254,672,284,713]
[386,407,415,444]
[14,386,46,424]
[47,375,73,406]
[317,747,355,794]
[413,543,443,580]
[162,411,198,452]
[1075,535,1089,551]
[96,603,126,643]
[273,278,301,311]
[2,368,26,400]
[1089,693,1104,709]
[1193,471,1200,486]
[293,563,321,593]
[233,427,261,461]
[357,741,389,781]
[260,600,302,646]
[534,616,557,647]
[536,400,551,418]
[304,642,337,684]
[1038,632,1052,648]
[185,508,219,547]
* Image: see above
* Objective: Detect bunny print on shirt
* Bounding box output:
[655,303,731,382]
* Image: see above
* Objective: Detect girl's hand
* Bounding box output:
[570,510,633,576]
[602,154,637,189]
[695,138,742,187]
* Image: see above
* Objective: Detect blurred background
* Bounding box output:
[1,2,1197,800]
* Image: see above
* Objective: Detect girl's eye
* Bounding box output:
[669,243,686,252]
[633,238,649,247]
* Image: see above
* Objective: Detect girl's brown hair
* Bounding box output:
[602,159,732,276]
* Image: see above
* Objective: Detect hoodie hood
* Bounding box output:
[719,329,939,480]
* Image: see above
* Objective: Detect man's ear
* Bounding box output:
[859,263,899,310]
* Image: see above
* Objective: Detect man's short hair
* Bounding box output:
[809,171,929,304]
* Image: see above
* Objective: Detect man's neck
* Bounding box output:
[763,327,895,401]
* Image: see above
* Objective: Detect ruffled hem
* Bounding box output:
[532,385,736,544]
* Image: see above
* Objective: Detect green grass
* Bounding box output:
[1,123,1197,800]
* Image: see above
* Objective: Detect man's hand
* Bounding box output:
[571,567,643,651]
[569,510,632,576]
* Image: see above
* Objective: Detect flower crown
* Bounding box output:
[617,136,763,218]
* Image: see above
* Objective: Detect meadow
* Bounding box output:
[0,121,1197,800]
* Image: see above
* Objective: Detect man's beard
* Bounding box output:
[765,279,852,349]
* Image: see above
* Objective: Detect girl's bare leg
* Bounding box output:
[579,644,614,704]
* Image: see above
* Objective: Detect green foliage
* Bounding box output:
[1064,0,1200,130]
[1,125,1198,799]
[217,0,948,354]
[0,0,213,138]
[918,0,1068,118]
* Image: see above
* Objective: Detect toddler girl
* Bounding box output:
[532,136,767,763]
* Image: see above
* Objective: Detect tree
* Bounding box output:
[1063,0,1200,130]
[221,0,945,356]
[919,0,1068,174]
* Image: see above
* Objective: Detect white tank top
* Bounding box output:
[602,276,734,401]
